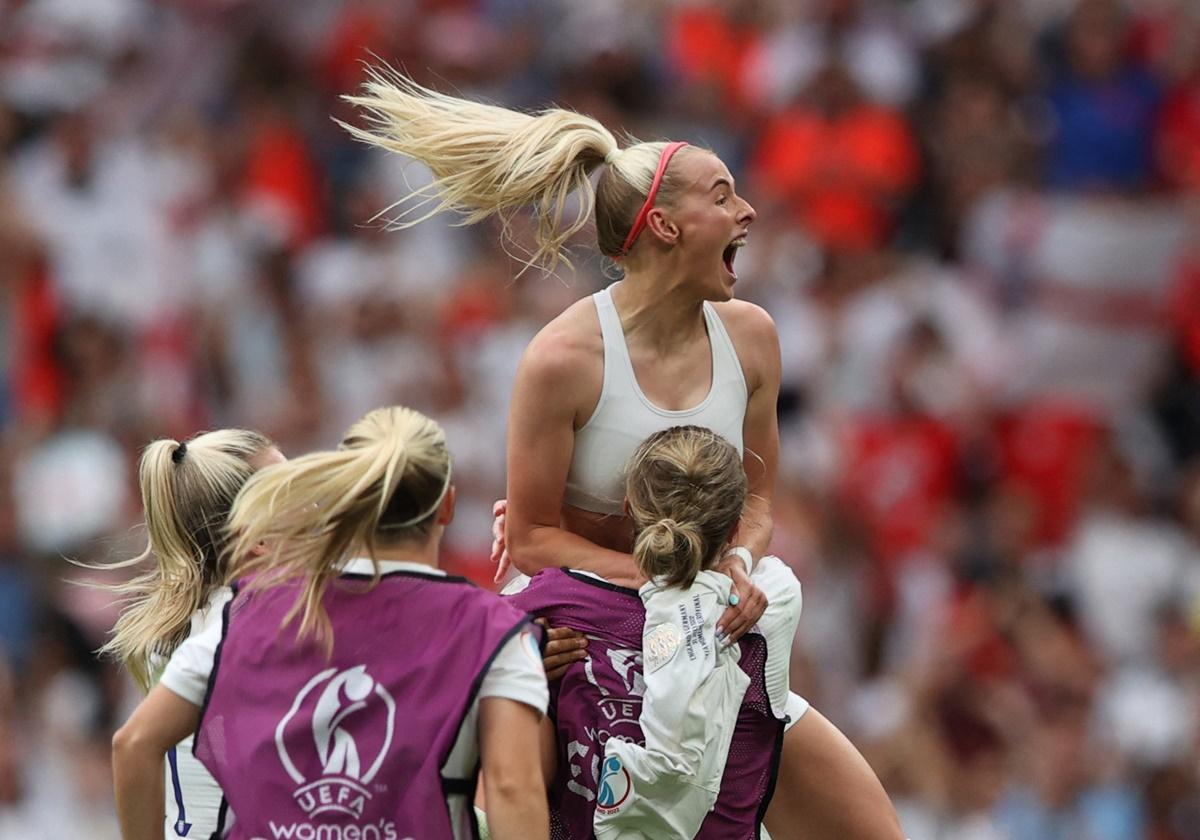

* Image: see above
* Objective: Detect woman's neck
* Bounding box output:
[610,273,708,352]
[367,538,441,569]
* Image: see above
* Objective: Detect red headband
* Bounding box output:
[619,141,688,255]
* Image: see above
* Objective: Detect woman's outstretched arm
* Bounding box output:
[480,697,551,840]
[112,685,202,840]
[714,300,782,640]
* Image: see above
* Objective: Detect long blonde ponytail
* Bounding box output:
[100,429,274,691]
[227,406,452,651]
[340,68,697,270]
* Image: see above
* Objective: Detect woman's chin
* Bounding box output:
[714,270,738,300]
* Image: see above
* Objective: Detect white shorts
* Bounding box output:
[785,691,811,731]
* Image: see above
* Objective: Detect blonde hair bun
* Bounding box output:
[626,426,746,589]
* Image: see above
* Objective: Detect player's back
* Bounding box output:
[196,568,538,840]
[508,568,784,840]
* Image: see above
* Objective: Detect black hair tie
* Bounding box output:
[172,441,188,464]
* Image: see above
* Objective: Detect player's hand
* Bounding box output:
[490,499,511,583]
[537,619,587,681]
[715,557,768,645]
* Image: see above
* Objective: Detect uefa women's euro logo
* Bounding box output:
[595,756,632,815]
[275,666,396,819]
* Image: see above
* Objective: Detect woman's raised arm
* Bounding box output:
[504,327,642,586]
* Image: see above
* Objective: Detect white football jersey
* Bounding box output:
[156,587,232,840]
[594,556,804,840]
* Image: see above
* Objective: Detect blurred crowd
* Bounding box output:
[2,0,1199,836]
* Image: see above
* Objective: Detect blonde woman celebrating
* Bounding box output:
[344,72,903,838]
[102,429,283,840]
[111,407,550,840]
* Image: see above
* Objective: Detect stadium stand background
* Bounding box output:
[1,0,1199,836]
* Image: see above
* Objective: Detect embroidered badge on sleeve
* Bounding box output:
[644,623,683,673]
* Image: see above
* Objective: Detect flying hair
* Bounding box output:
[96,429,274,692]
[338,66,699,271]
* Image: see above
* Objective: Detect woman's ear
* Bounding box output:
[645,208,680,246]
[437,486,457,527]
[622,498,632,518]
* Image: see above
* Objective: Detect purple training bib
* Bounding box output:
[196,570,540,840]
[508,569,782,840]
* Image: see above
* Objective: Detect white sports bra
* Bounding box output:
[563,285,748,515]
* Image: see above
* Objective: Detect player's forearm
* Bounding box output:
[112,732,166,840]
[509,523,637,584]
[485,780,549,840]
[737,494,774,560]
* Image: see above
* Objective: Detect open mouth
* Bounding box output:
[723,236,747,278]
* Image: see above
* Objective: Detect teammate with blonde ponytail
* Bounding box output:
[112,406,549,840]
[101,428,282,840]
[345,71,902,838]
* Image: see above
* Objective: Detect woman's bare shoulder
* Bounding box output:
[710,298,780,360]
[710,298,777,334]
[516,293,605,402]
[525,293,605,365]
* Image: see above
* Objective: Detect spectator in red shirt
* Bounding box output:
[664,0,768,118]
[840,321,962,573]
[750,57,920,254]
[1156,24,1200,192]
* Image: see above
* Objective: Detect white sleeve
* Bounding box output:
[499,573,532,596]
[594,576,750,840]
[159,608,226,707]
[478,626,549,716]
[751,556,803,720]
